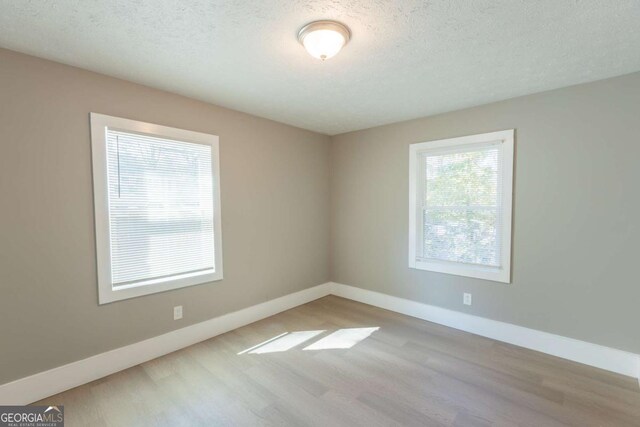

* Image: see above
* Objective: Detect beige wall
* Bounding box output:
[331,72,640,354]
[0,49,331,384]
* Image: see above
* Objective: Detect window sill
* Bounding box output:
[409,259,510,283]
[99,269,223,304]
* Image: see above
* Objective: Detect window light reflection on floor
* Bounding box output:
[237,332,289,355]
[303,327,379,350]
[241,330,325,354]
[237,327,379,355]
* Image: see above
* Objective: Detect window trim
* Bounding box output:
[90,113,223,304]
[408,129,514,283]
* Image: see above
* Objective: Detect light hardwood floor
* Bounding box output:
[36,296,640,426]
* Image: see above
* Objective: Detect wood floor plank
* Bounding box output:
[34,296,640,426]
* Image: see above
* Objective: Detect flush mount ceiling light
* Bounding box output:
[298,20,351,61]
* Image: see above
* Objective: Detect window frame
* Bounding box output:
[408,129,514,283]
[90,113,223,304]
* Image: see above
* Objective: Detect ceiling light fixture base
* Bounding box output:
[298,20,351,61]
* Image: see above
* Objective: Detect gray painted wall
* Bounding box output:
[0,49,331,384]
[1,47,638,386]
[331,72,640,354]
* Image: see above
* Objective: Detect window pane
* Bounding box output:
[106,130,215,286]
[423,208,498,266]
[421,146,501,266]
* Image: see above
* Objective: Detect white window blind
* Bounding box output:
[91,113,223,304]
[409,130,513,283]
[106,130,216,287]
[419,143,502,266]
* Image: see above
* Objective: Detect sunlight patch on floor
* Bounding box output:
[238,327,379,355]
[237,332,289,355]
[303,327,379,350]
[240,330,325,354]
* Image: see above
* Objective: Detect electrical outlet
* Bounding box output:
[173,305,183,320]
[463,293,472,306]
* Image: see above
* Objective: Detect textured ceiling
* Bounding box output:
[1,1,639,135]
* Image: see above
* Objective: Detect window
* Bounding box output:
[90,113,223,304]
[409,130,514,283]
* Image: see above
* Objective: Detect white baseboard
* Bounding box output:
[0,282,332,405]
[329,282,640,380]
[2,280,638,404]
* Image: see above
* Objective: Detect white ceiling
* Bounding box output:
[1,1,639,135]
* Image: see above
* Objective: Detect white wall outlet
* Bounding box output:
[173,305,183,320]
[463,293,472,306]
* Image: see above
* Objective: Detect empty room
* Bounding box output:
[1,1,639,426]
